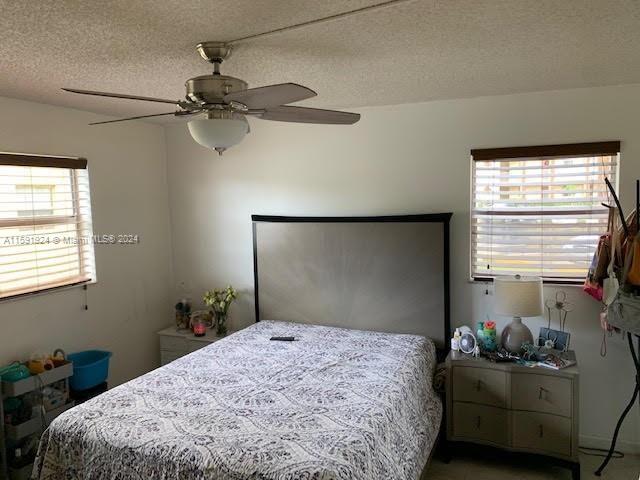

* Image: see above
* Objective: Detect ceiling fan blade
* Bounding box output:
[223,83,316,109]
[63,88,179,105]
[89,111,183,125]
[254,106,360,125]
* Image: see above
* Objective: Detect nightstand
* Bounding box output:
[157,326,227,366]
[445,350,580,480]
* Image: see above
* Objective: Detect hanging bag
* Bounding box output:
[607,231,640,336]
[601,177,640,336]
[607,257,640,336]
[583,207,615,301]
[603,214,620,306]
[625,233,640,286]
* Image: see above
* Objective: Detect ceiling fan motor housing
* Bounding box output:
[196,42,232,64]
[185,75,248,105]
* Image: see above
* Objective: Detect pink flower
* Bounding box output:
[484,321,496,330]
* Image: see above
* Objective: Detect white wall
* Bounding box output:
[166,84,640,451]
[0,96,173,386]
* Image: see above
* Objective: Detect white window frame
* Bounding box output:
[469,142,620,284]
[0,153,96,300]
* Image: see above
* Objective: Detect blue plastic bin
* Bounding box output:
[67,350,112,391]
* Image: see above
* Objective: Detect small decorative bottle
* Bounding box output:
[451,328,461,351]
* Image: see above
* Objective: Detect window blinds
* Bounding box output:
[471,142,620,283]
[0,153,95,299]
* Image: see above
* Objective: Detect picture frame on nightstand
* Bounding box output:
[537,327,570,351]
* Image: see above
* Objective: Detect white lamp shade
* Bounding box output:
[187,116,249,150]
[494,276,543,317]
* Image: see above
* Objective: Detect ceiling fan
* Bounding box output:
[63,42,360,154]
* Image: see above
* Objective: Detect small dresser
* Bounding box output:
[157,326,226,366]
[445,350,580,480]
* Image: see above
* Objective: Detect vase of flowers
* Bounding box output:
[203,285,237,337]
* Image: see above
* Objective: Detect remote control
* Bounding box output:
[270,336,295,341]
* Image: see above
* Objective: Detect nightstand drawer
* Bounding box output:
[512,411,571,458]
[160,350,183,366]
[511,373,572,417]
[188,339,212,353]
[159,335,187,352]
[453,366,507,407]
[452,402,508,446]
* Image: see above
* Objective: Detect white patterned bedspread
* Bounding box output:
[33,320,442,480]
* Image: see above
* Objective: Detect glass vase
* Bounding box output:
[214,312,228,337]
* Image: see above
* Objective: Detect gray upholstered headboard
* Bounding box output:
[252,214,451,351]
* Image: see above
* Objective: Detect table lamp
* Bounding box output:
[494,275,543,353]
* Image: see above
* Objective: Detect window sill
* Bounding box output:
[468,277,583,288]
[0,279,96,303]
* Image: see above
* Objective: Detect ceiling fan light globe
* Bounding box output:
[187,116,249,152]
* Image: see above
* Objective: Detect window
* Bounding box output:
[16,185,55,217]
[0,153,95,299]
[471,142,620,283]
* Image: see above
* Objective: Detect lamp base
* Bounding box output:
[501,317,533,353]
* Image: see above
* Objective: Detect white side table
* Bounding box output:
[445,350,580,480]
[157,326,228,366]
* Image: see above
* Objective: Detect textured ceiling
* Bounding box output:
[1,0,640,123]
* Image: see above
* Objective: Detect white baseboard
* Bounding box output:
[580,434,640,454]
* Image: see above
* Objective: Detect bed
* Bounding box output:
[34,214,451,479]
[34,320,442,479]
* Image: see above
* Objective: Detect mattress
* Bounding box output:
[33,320,442,480]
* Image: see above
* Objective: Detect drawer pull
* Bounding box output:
[538,387,548,401]
[538,424,544,438]
[476,416,482,429]
[476,380,483,391]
